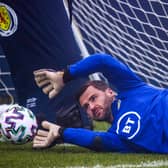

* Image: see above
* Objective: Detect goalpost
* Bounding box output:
[70,0,168,88]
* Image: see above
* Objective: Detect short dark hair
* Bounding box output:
[76,80,109,102]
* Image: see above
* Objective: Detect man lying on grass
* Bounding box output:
[33,53,168,153]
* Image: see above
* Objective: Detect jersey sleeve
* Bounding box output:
[62,128,132,152]
[68,53,144,91]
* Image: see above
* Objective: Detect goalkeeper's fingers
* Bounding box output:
[33,131,55,148]
[33,137,48,148]
[33,129,49,148]
[34,69,56,74]
[42,121,61,138]
[41,121,53,129]
[34,70,50,86]
[42,84,53,94]
[35,78,50,88]
[48,89,58,99]
[37,129,48,137]
[34,70,47,80]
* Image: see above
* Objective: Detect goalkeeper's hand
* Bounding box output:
[33,121,62,149]
[33,69,65,99]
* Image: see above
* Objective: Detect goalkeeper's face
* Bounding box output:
[79,85,115,121]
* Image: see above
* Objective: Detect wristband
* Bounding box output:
[58,126,66,139]
[63,68,73,83]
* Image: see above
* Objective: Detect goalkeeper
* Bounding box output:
[33,53,168,153]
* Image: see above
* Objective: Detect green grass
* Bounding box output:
[0,142,168,168]
[1,140,168,168]
[93,121,110,131]
[0,122,168,168]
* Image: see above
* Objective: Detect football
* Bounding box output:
[0,104,38,144]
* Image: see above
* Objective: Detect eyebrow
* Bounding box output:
[83,94,96,107]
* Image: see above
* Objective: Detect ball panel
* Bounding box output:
[0,104,38,144]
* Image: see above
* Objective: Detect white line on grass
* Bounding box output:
[67,160,168,168]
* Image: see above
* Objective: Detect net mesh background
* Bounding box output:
[0,1,168,100]
[0,46,15,103]
[72,0,168,88]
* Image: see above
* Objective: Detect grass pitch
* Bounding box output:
[0,122,168,168]
[0,143,168,168]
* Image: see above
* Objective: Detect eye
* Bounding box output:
[90,95,96,102]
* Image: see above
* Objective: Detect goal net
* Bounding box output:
[71,0,168,88]
[0,46,15,104]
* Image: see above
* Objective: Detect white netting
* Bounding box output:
[0,52,14,104]
[72,0,168,88]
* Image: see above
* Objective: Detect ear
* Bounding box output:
[105,88,115,97]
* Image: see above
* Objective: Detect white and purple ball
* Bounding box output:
[0,104,38,144]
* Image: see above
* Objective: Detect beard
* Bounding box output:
[94,108,112,123]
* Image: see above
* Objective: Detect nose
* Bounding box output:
[89,102,95,111]
[87,103,96,117]
[86,104,95,118]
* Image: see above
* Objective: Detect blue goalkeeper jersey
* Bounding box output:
[62,53,168,153]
